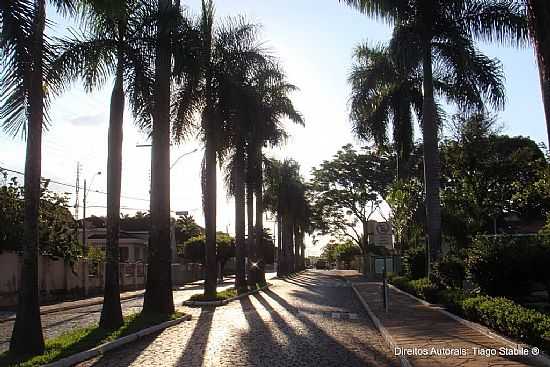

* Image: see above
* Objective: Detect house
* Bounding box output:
[81,228,148,263]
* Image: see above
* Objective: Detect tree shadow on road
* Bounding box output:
[258,288,400,366]
[237,288,399,367]
[175,308,215,366]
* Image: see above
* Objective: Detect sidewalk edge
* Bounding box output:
[349,283,412,367]
[388,284,550,367]
[41,314,192,367]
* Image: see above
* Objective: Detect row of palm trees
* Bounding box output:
[1,0,304,356]
[343,0,550,265]
[264,158,310,276]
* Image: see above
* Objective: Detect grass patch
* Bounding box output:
[0,311,185,367]
[189,288,238,302]
[188,283,269,302]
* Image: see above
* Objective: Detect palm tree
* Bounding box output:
[526,1,550,148]
[143,0,188,315]
[342,0,527,262]
[172,1,268,299]
[1,0,77,355]
[53,0,155,329]
[246,64,304,284]
[264,158,307,276]
[349,43,422,179]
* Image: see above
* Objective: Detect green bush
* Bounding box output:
[461,296,550,350]
[467,236,550,300]
[390,275,550,352]
[391,276,438,303]
[402,246,427,279]
[433,254,466,288]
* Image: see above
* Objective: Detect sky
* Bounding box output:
[0,1,546,256]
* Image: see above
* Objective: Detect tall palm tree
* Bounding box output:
[349,43,422,179]
[343,0,527,262]
[172,1,267,299]
[246,64,304,284]
[1,0,76,355]
[143,0,187,315]
[53,0,155,329]
[526,1,550,148]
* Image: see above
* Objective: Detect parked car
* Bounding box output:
[315,260,327,269]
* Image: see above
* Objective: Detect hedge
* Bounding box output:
[390,277,550,352]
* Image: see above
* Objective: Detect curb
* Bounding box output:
[349,283,412,367]
[387,284,550,367]
[0,292,145,324]
[42,314,192,367]
[182,284,271,307]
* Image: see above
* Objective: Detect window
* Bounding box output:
[135,247,143,261]
[119,247,129,263]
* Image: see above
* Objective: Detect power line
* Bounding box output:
[0,166,150,202]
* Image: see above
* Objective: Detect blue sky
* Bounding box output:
[0,1,546,255]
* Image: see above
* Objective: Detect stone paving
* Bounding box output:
[76,270,399,367]
[0,275,250,354]
[352,281,546,367]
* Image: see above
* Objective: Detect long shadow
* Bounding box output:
[237,297,295,365]
[175,308,215,366]
[254,289,399,366]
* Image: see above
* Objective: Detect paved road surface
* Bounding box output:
[77,270,399,367]
[0,274,272,354]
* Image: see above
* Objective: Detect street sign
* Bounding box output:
[176,211,188,216]
[373,221,393,249]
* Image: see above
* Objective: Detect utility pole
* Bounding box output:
[82,171,102,253]
[75,162,81,220]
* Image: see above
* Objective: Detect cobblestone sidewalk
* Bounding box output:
[352,281,546,367]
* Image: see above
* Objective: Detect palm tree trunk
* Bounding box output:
[100,51,124,329]
[277,214,284,276]
[234,141,247,291]
[421,44,442,265]
[203,129,217,299]
[255,147,266,284]
[527,0,550,149]
[293,224,300,271]
[287,218,295,273]
[143,0,174,315]
[10,0,46,355]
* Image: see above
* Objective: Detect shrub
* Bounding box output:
[433,254,466,288]
[402,246,427,279]
[467,236,550,300]
[461,296,550,350]
[390,276,550,352]
[391,276,438,303]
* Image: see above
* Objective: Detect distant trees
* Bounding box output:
[308,144,393,272]
[0,175,80,262]
[264,159,310,276]
[181,232,235,280]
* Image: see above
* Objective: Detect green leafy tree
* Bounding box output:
[0,175,81,261]
[386,178,424,252]
[175,213,204,244]
[309,144,393,272]
[440,113,548,239]
[182,232,235,281]
[343,0,527,263]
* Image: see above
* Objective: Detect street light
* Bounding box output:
[82,170,102,252]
